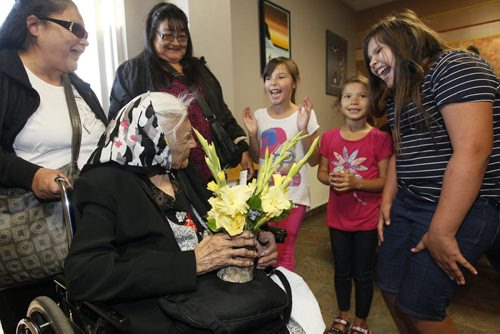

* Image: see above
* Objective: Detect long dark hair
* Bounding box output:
[141,2,199,88]
[262,57,300,104]
[0,0,75,50]
[362,9,449,149]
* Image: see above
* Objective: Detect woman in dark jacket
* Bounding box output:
[0,1,107,332]
[109,2,254,183]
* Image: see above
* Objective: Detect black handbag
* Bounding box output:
[0,74,81,288]
[189,86,242,169]
[158,268,292,334]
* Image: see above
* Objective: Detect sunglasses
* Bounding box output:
[38,17,88,39]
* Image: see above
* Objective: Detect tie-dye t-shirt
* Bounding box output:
[254,108,320,207]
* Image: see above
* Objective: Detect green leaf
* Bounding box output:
[247,195,262,211]
[206,218,221,232]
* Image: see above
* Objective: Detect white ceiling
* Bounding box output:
[340,0,397,11]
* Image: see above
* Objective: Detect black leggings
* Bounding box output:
[329,228,377,319]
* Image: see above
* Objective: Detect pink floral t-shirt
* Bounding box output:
[319,127,393,231]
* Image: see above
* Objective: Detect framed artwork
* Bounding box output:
[259,0,291,73]
[326,29,347,96]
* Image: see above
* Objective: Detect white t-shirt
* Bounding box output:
[254,108,320,207]
[13,67,105,170]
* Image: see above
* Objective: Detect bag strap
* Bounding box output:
[188,84,217,122]
[62,74,81,177]
[270,268,293,323]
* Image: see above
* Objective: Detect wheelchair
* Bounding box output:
[16,177,287,333]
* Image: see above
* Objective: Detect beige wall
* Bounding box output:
[123,0,157,58]
[189,0,235,108]
[122,0,358,210]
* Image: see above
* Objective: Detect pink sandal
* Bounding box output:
[350,325,371,334]
[324,318,351,334]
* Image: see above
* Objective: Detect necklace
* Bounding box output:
[161,64,184,78]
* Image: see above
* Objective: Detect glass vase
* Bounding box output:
[217,264,254,283]
[216,231,257,283]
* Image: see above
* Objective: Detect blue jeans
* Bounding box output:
[375,192,500,321]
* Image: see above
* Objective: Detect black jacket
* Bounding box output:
[0,49,108,189]
[65,165,199,333]
[109,54,249,152]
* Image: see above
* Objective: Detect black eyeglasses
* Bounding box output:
[38,17,88,39]
[156,31,188,43]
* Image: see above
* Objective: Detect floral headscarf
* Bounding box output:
[85,92,185,174]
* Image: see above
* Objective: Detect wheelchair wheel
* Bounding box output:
[16,296,74,334]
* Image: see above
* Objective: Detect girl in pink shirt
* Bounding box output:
[318,75,392,334]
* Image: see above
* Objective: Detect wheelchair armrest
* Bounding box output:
[53,274,130,332]
[82,301,130,332]
[261,225,287,243]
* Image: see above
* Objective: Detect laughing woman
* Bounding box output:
[363,10,500,334]
[0,0,107,332]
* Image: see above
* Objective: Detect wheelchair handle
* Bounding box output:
[55,176,74,247]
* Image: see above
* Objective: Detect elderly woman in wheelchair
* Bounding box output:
[60,92,324,334]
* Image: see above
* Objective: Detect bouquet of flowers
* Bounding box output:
[194,129,319,237]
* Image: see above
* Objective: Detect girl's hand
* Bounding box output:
[331,171,357,191]
[32,168,72,200]
[297,97,313,133]
[378,154,396,244]
[411,232,477,285]
[240,151,255,180]
[377,200,392,244]
[242,107,258,135]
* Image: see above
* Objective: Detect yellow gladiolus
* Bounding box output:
[195,128,317,236]
[216,171,226,185]
[261,185,291,218]
[219,184,252,217]
[207,181,219,194]
[271,174,286,187]
[219,213,246,236]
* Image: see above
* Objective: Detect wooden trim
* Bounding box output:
[437,19,500,33]
[305,203,326,219]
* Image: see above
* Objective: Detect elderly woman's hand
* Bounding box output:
[194,231,257,275]
[32,168,72,200]
[255,230,278,269]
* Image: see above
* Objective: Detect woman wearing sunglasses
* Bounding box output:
[0,0,107,332]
